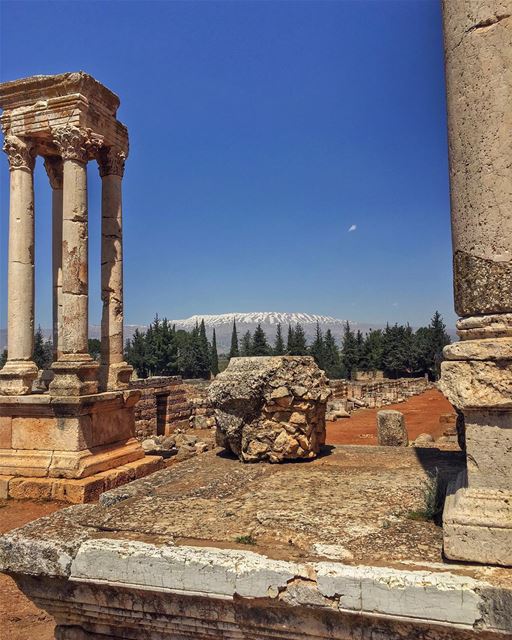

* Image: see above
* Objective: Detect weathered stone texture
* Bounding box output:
[130,376,190,439]
[209,356,330,462]
[377,410,408,447]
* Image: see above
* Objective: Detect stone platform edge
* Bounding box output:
[0,522,511,636]
[0,455,163,503]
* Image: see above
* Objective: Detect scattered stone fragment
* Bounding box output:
[377,410,408,447]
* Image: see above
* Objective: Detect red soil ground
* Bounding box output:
[0,389,455,639]
[0,500,63,640]
[326,388,456,445]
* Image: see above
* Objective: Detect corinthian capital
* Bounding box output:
[97,146,126,177]
[52,126,89,163]
[43,156,64,190]
[3,136,35,171]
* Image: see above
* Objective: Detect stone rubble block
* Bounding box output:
[377,410,408,447]
[209,356,330,463]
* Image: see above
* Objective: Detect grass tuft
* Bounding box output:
[406,468,446,525]
[235,534,257,545]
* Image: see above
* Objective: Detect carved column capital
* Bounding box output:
[97,146,126,177]
[52,126,89,163]
[3,135,36,171]
[43,156,64,190]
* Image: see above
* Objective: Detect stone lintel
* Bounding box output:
[0,72,128,156]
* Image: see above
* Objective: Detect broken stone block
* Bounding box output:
[209,356,330,463]
[377,410,408,447]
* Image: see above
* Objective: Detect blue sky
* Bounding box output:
[0,0,454,330]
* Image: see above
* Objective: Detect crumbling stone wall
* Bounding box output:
[182,379,217,430]
[129,377,190,439]
[328,377,430,412]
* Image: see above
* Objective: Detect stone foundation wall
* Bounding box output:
[182,379,216,430]
[329,376,430,411]
[129,377,190,439]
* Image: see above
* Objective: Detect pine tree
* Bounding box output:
[341,321,358,379]
[288,323,307,355]
[126,328,149,378]
[0,349,7,369]
[323,329,343,379]
[429,311,451,380]
[273,323,285,355]
[240,330,252,356]
[229,319,239,358]
[210,328,219,376]
[309,321,325,369]
[252,324,269,356]
[33,326,52,370]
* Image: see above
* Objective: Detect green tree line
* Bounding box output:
[227,311,450,381]
[125,315,219,379]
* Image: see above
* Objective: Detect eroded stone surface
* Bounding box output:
[377,410,408,446]
[209,356,330,462]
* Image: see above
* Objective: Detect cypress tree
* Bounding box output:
[210,328,219,376]
[198,319,211,378]
[286,324,295,354]
[273,323,285,355]
[229,319,239,358]
[126,328,149,378]
[252,324,270,356]
[0,349,7,369]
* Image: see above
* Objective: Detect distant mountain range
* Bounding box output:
[0,311,456,354]
[0,312,372,354]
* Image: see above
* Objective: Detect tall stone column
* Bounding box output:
[0,136,38,395]
[97,147,132,390]
[49,126,98,396]
[44,156,64,361]
[440,0,512,566]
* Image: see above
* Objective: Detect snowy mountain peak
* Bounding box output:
[172,312,347,328]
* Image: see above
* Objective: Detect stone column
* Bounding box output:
[0,136,38,395]
[43,157,64,361]
[49,126,98,396]
[97,147,132,390]
[440,1,512,566]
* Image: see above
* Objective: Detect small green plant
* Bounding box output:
[406,468,446,524]
[235,534,256,545]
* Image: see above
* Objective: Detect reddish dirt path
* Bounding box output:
[0,500,63,640]
[326,389,456,446]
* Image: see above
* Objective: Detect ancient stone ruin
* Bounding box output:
[0,73,163,502]
[439,0,512,567]
[209,356,330,462]
[0,1,511,638]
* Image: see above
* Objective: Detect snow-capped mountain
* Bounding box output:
[168,312,364,353]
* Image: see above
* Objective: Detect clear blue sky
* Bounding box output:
[0,0,455,330]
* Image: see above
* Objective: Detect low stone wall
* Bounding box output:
[183,379,216,430]
[129,377,190,439]
[328,376,430,412]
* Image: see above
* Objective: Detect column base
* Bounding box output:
[443,470,512,567]
[49,356,99,396]
[0,360,38,396]
[99,362,133,392]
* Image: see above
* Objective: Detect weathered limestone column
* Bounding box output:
[440,0,512,566]
[43,156,63,360]
[49,126,98,396]
[0,136,38,395]
[97,147,132,390]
